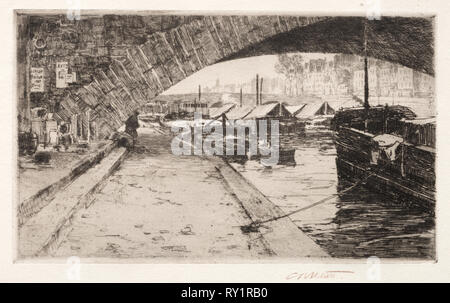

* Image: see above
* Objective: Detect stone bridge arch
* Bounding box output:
[50,15,433,139]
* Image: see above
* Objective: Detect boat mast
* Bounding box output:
[363,19,370,131]
[256,74,259,106]
[240,87,243,107]
[260,77,263,105]
[197,84,201,113]
[364,19,369,109]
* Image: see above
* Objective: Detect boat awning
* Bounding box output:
[226,106,255,120]
[296,102,333,119]
[245,103,280,119]
[209,103,236,119]
[285,104,306,116]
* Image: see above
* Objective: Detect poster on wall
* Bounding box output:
[56,61,68,88]
[30,67,44,92]
[65,72,77,84]
[65,73,73,83]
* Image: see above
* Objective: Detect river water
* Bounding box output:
[229,129,435,259]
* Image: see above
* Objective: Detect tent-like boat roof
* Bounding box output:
[226,106,254,120]
[245,103,281,119]
[296,102,333,119]
[209,103,236,119]
[285,104,307,116]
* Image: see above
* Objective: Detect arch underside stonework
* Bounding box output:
[53,16,433,138]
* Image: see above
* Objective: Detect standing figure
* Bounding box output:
[125,110,140,147]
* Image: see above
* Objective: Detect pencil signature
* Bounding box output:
[286,270,355,280]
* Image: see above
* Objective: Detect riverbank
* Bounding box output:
[17,140,117,226]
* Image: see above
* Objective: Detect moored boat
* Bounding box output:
[331,105,436,211]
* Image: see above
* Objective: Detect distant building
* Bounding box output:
[333,53,359,69]
[200,54,434,101]
[368,65,379,96]
[353,69,365,95]
[397,66,414,97]
[413,71,434,97]
[378,63,393,97]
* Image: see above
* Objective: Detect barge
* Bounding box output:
[331,19,436,212]
[331,105,436,211]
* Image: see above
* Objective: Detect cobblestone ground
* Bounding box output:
[55,127,270,261]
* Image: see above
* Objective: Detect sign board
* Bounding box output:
[30,67,44,92]
[65,72,77,84]
[56,62,68,88]
[65,73,73,83]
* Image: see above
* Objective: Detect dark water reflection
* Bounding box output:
[231,130,435,259]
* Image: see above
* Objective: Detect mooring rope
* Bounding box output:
[242,172,376,230]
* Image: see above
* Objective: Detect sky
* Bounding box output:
[162,53,336,95]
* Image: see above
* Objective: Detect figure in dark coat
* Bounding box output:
[125,110,140,147]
